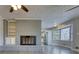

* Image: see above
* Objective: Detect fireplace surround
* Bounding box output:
[20,36,36,45]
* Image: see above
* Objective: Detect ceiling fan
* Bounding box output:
[10,5,29,13]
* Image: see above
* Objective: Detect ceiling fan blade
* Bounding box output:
[10,7,13,13]
[21,5,29,12]
[66,6,79,12]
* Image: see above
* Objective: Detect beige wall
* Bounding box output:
[16,20,41,45]
[0,16,3,46]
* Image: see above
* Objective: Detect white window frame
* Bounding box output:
[52,25,71,41]
[60,26,71,41]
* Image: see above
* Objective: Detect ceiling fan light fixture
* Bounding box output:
[10,5,29,13]
[17,5,21,9]
[11,5,18,10]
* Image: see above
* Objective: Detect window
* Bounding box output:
[52,29,60,40]
[52,26,71,41]
[60,27,71,41]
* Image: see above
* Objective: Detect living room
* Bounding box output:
[0,5,79,54]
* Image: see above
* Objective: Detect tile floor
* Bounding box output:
[0,45,78,54]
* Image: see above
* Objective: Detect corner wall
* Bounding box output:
[0,16,3,46]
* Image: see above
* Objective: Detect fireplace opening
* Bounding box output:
[20,36,36,45]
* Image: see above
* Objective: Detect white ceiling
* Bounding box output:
[0,5,79,29]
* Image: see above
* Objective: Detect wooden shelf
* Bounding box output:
[8,20,16,38]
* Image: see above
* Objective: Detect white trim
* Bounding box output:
[14,18,41,20]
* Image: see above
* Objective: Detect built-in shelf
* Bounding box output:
[8,20,16,37]
[6,20,16,45]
